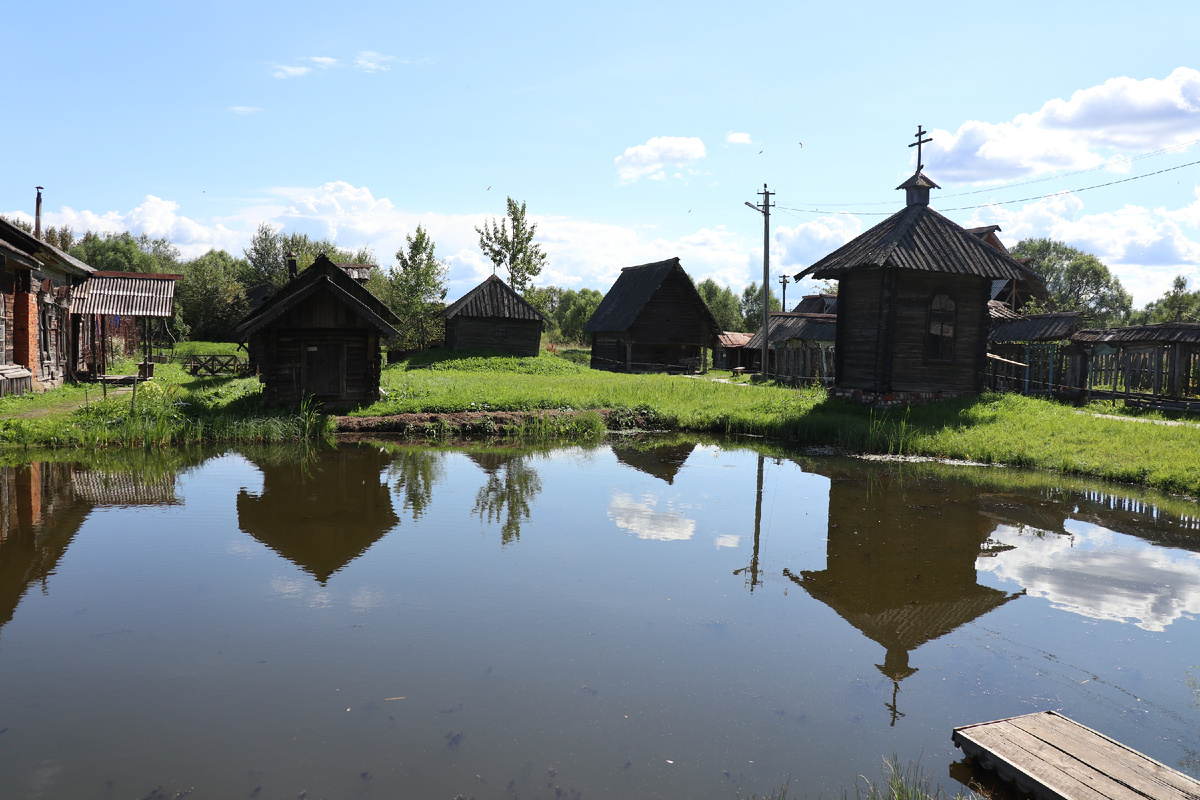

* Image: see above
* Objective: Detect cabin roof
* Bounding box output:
[235,254,400,338]
[71,272,180,317]
[717,331,753,349]
[585,256,719,334]
[440,274,544,321]
[989,311,1080,343]
[1073,322,1200,345]
[794,204,1043,285]
[745,312,836,349]
[0,238,39,270]
[0,216,94,277]
[792,294,838,314]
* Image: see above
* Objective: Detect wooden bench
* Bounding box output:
[953,711,1200,800]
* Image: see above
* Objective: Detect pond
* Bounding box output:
[1,439,1198,799]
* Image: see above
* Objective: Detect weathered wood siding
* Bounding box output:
[590,335,627,370]
[889,272,988,393]
[625,270,714,347]
[246,289,382,410]
[835,268,887,390]
[445,317,541,357]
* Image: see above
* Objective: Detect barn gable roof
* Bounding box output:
[235,254,399,339]
[585,257,719,334]
[440,274,544,321]
[794,204,1043,285]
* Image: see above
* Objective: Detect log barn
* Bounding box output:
[794,168,1043,405]
[236,254,399,410]
[440,274,544,357]
[585,257,720,372]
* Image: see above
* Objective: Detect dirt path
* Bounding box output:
[1082,410,1200,429]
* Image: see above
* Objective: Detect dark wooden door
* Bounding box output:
[305,343,343,396]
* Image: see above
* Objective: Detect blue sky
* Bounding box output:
[4,0,1200,307]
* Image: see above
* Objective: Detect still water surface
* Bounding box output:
[1,440,1199,799]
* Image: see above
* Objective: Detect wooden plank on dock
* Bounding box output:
[953,711,1200,800]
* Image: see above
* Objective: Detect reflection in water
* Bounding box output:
[786,466,1022,723]
[608,492,696,541]
[468,452,543,545]
[237,445,398,583]
[611,442,696,484]
[388,446,445,520]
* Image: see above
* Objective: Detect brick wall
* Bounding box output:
[12,292,38,375]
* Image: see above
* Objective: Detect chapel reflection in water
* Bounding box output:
[237,445,398,583]
[785,465,1022,724]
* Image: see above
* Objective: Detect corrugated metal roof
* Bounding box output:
[71,273,178,317]
[745,313,836,349]
[794,204,1043,285]
[989,312,1080,343]
[440,274,544,321]
[1073,323,1200,345]
[585,257,719,334]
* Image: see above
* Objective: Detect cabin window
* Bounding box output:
[925,293,955,362]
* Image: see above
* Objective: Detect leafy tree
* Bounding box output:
[175,249,250,341]
[70,231,179,273]
[739,281,781,331]
[374,225,448,350]
[554,288,603,345]
[242,223,376,288]
[1131,274,1200,325]
[697,278,743,332]
[475,197,547,294]
[0,216,75,250]
[1011,238,1131,327]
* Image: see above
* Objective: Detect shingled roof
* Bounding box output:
[1073,322,1200,345]
[236,254,399,339]
[585,257,719,333]
[745,312,837,349]
[440,274,544,321]
[989,311,1080,343]
[794,204,1044,285]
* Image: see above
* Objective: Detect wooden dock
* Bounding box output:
[953,711,1200,800]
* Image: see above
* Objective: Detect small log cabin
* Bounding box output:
[585,257,720,372]
[794,169,1044,405]
[440,274,544,357]
[236,254,399,410]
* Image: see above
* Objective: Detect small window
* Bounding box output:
[925,293,955,362]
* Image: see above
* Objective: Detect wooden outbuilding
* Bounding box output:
[794,164,1043,405]
[440,274,544,357]
[236,254,399,410]
[745,312,837,384]
[585,257,720,372]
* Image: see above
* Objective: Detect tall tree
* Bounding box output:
[175,249,250,341]
[70,231,179,273]
[554,288,603,345]
[475,197,546,294]
[1132,274,1200,325]
[697,278,743,332]
[739,281,781,331]
[382,225,448,350]
[243,223,376,288]
[1011,238,1131,327]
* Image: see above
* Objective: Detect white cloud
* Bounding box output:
[607,492,696,541]
[355,51,397,73]
[725,132,752,145]
[775,213,862,271]
[228,106,264,115]
[614,136,706,182]
[928,67,1200,182]
[308,56,339,68]
[271,64,311,79]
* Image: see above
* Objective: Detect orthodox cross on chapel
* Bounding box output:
[908,125,932,173]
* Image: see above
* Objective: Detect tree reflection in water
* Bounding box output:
[386,446,446,520]
[468,451,543,545]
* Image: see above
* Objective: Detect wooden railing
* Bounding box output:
[186,354,246,377]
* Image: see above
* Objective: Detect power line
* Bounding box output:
[777,157,1200,217]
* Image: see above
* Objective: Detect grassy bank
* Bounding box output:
[5,346,1200,496]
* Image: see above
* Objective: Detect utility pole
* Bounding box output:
[778,273,790,312]
[745,184,773,377]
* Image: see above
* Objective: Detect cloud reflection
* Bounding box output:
[608,492,696,541]
[978,523,1200,631]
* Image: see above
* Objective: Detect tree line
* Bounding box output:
[4,210,1193,346]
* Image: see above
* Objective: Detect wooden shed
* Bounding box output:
[440,274,544,357]
[745,312,837,384]
[585,257,720,372]
[794,170,1043,405]
[236,254,399,410]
